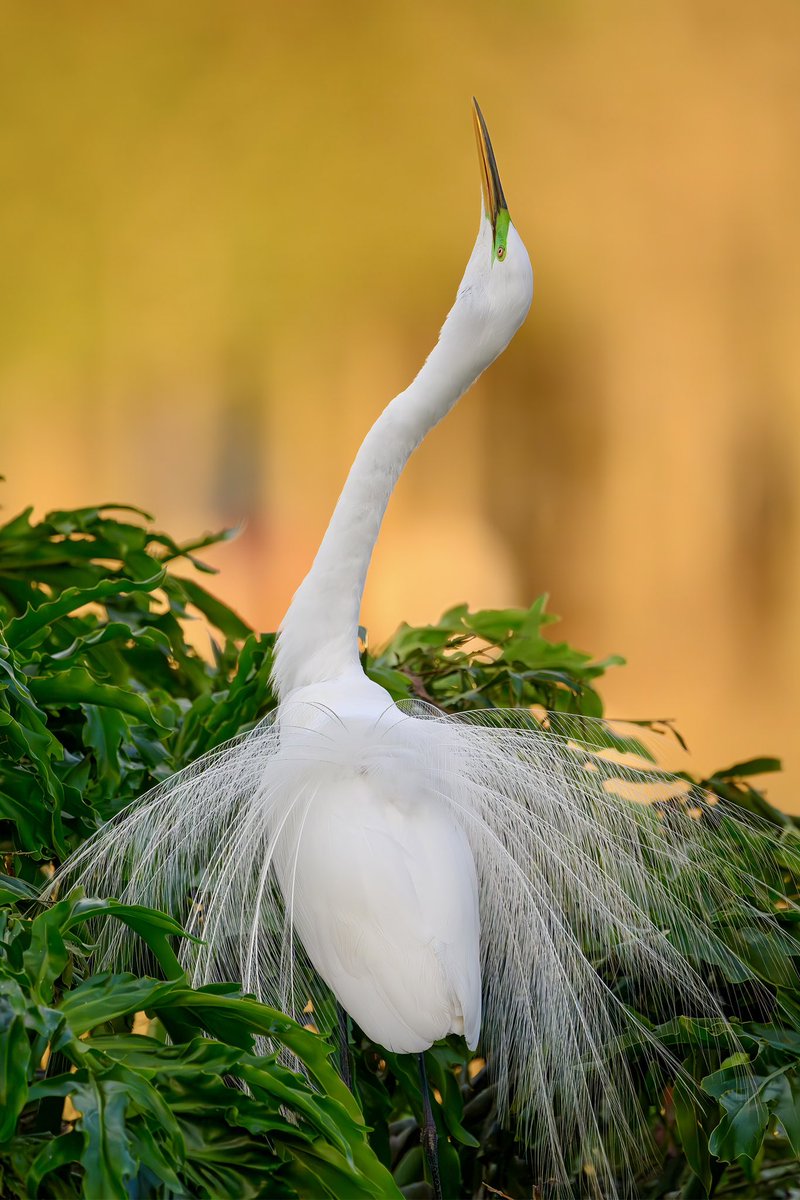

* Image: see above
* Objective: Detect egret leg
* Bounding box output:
[336,1002,352,1090]
[418,1053,442,1200]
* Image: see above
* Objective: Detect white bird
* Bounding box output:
[266,100,531,1063]
[61,101,791,1198]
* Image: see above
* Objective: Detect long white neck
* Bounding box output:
[272,220,531,698]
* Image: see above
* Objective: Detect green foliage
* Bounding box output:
[1,499,799,1198]
[0,504,394,1198]
[0,503,276,878]
[367,595,622,716]
[0,888,398,1199]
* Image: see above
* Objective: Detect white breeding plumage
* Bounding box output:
[58,102,794,1196]
[264,97,532,1055]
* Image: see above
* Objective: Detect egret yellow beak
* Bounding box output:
[472,98,509,234]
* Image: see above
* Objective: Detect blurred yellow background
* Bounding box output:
[1,2,798,807]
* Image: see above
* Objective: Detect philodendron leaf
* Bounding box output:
[26,1130,86,1198]
[29,668,170,733]
[0,873,40,903]
[65,897,195,980]
[770,1072,800,1155]
[673,1071,712,1192]
[0,1013,32,1141]
[707,1087,769,1164]
[22,901,71,1003]
[161,988,359,1119]
[5,572,164,649]
[176,576,251,640]
[703,1060,773,1165]
[712,758,782,780]
[58,974,184,1034]
[284,1139,397,1200]
[67,1074,138,1200]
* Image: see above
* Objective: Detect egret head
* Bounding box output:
[445,100,533,368]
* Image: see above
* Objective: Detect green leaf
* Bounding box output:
[0,1013,32,1141]
[64,897,194,980]
[79,704,127,788]
[70,1075,137,1200]
[673,1072,712,1193]
[173,989,359,1119]
[427,1044,479,1148]
[284,1139,399,1199]
[22,903,70,1002]
[708,1090,769,1164]
[28,668,169,733]
[26,1131,85,1198]
[0,874,41,904]
[176,576,251,640]
[703,1064,772,1164]
[58,974,183,1034]
[770,1072,800,1154]
[711,757,782,780]
[242,1058,356,1162]
[5,572,164,650]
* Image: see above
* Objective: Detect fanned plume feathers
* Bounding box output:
[57,702,796,1195]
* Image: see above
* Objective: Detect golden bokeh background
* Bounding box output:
[2,2,799,807]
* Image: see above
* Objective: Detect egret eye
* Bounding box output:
[496,245,506,261]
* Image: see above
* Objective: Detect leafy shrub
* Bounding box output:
[0,886,398,1199]
[0,503,273,872]
[1,501,799,1198]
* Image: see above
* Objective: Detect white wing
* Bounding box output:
[274,770,481,1054]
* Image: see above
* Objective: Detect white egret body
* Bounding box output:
[60,102,792,1196]
[269,110,532,1049]
[272,679,481,1052]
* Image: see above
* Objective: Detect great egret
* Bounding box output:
[60,102,792,1198]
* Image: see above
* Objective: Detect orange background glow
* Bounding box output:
[2,2,799,807]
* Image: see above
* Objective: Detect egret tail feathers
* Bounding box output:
[53,702,799,1197]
